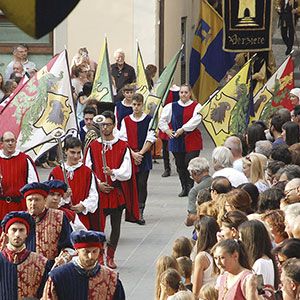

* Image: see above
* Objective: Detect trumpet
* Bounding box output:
[93,115,108,183]
[51,128,72,204]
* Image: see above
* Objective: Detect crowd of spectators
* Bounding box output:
[156,105,300,299]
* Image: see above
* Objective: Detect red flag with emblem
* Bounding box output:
[0,50,77,160]
[253,55,294,122]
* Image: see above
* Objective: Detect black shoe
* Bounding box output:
[137,209,146,225]
[137,217,146,225]
[285,47,292,55]
[178,189,188,197]
[161,170,171,177]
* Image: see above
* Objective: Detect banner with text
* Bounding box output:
[223,0,272,52]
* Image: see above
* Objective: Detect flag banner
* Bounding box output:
[0,0,80,38]
[0,50,77,160]
[136,43,150,101]
[0,74,30,113]
[253,55,294,122]
[200,59,252,146]
[146,47,182,131]
[90,37,114,103]
[223,0,272,52]
[189,0,235,105]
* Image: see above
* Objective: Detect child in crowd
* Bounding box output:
[155,256,179,300]
[198,283,218,300]
[176,256,193,291]
[172,236,193,259]
[159,268,189,300]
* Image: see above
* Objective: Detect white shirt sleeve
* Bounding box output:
[80,173,99,214]
[84,148,92,169]
[71,214,87,231]
[111,147,132,181]
[119,119,128,142]
[114,106,118,126]
[146,123,157,144]
[158,103,172,132]
[182,103,202,132]
[27,158,39,183]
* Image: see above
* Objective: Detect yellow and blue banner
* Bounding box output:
[189,0,235,104]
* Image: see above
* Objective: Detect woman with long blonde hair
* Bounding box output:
[242,153,269,192]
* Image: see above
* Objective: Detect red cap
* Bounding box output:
[5,217,30,233]
[23,189,48,198]
[73,242,103,249]
[49,188,65,196]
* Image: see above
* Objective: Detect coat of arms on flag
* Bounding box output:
[0,50,77,160]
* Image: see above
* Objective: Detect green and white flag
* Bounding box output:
[146,46,183,131]
[90,37,114,102]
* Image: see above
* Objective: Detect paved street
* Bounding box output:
[37,125,214,299]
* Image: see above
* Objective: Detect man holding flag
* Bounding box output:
[158,84,202,197]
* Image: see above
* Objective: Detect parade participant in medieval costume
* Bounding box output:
[79,105,97,145]
[49,137,99,230]
[0,211,52,299]
[20,182,73,262]
[44,179,87,232]
[114,83,134,129]
[158,84,180,178]
[85,110,139,269]
[158,83,202,197]
[119,93,156,225]
[0,131,38,222]
[42,230,125,300]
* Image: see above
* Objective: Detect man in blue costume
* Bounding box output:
[42,230,126,300]
[0,211,52,299]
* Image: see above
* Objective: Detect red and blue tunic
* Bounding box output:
[123,114,153,173]
[169,101,203,153]
[159,87,180,141]
[115,100,133,129]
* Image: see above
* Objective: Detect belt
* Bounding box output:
[0,196,23,203]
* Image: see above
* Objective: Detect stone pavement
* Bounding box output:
[37,125,214,299]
